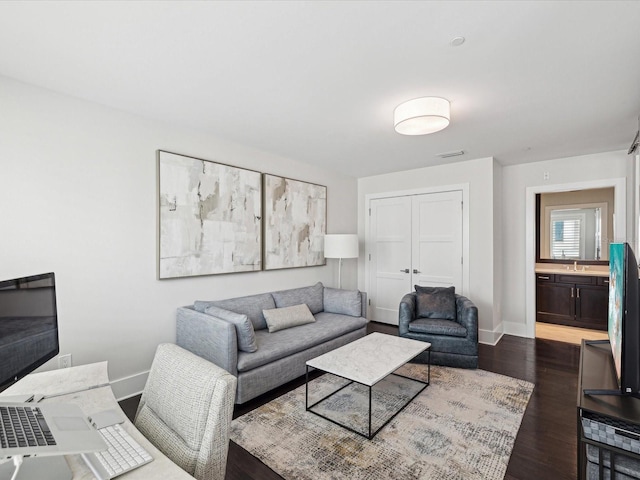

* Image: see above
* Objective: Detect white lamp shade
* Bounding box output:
[324,234,359,259]
[394,97,450,135]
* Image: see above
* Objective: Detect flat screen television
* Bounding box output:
[0,272,59,393]
[607,243,640,396]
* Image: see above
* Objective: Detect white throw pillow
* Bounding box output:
[262,304,316,333]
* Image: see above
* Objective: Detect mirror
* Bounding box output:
[548,205,605,260]
[537,188,614,262]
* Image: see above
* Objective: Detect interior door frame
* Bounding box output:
[524,177,626,338]
[364,183,470,303]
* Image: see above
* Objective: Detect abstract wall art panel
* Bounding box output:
[263,173,327,270]
[158,151,262,278]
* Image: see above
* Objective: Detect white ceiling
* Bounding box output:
[1,1,639,178]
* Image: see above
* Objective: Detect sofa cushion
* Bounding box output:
[204,305,258,353]
[323,288,362,317]
[408,318,467,337]
[262,304,316,333]
[194,292,275,330]
[271,282,324,314]
[237,312,368,372]
[414,285,456,320]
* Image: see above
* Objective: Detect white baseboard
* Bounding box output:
[502,321,531,338]
[110,370,149,401]
[479,324,504,346]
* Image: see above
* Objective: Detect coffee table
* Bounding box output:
[305,332,430,439]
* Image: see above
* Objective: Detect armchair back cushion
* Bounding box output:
[414,285,456,320]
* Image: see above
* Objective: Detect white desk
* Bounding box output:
[0,362,193,479]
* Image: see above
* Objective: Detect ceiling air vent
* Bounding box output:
[436,150,465,159]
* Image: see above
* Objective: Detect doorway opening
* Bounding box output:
[525,178,626,340]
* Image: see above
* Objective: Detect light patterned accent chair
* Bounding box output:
[134,343,237,480]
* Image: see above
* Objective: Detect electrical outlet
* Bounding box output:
[58,354,72,369]
[543,171,550,180]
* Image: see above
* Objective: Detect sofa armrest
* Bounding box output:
[398,293,416,335]
[360,291,368,318]
[176,307,239,376]
[455,295,478,343]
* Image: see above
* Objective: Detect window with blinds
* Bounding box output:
[545,203,605,261]
[551,217,582,259]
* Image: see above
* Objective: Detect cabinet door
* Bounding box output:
[576,284,608,331]
[536,282,575,325]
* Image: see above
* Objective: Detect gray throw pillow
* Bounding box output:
[195,292,276,330]
[262,304,316,333]
[323,287,362,317]
[204,305,258,353]
[271,282,324,314]
[414,285,456,320]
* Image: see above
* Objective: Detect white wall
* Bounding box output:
[357,151,636,344]
[357,157,500,344]
[0,76,358,398]
[501,150,634,337]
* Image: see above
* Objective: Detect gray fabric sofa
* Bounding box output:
[176,282,368,404]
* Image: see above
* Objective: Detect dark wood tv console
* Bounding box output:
[578,340,640,479]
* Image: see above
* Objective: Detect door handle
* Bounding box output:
[577,288,580,298]
[400,269,410,273]
[413,269,421,274]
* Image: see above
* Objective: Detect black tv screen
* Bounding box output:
[0,272,59,392]
[608,243,640,395]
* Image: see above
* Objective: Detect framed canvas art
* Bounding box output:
[157,150,262,278]
[263,173,327,270]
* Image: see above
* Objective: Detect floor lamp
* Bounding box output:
[324,234,359,289]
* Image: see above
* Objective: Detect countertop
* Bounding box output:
[535,263,609,277]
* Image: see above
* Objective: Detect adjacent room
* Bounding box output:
[1,1,639,480]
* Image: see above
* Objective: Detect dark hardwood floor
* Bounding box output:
[120,322,581,479]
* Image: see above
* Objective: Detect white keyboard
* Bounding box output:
[81,423,153,479]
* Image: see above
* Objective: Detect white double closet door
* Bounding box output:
[367,190,463,325]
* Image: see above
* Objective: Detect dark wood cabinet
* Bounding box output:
[536,273,608,330]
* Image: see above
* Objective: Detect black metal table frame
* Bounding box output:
[305,349,430,440]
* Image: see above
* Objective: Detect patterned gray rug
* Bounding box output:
[230,363,534,480]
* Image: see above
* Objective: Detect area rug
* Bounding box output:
[230,363,534,480]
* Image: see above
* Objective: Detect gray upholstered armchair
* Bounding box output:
[399,286,478,368]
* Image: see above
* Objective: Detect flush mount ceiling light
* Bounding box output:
[394,97,450,135]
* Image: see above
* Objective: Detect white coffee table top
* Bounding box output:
[306,332,430,386]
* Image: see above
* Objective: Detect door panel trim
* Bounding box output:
[364,184,470,321]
